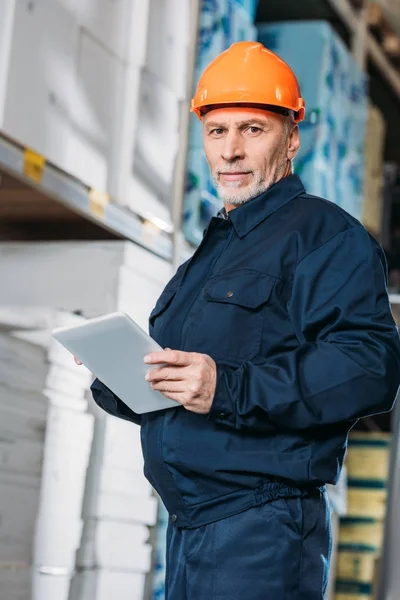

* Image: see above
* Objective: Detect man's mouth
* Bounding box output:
[218,172,252,182]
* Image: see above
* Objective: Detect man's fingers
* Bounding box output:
[74,356,82,366]
[150,380,187,394]
[144,349,193,367]
[146,365,188,383]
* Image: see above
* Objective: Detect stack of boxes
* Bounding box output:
[183,0,259,246]
[335,432,392,600]
[0,309,94,600]
[134,0,191,189]
[257,21,368,222]
[362,103,387,240]
[0,0,192,229]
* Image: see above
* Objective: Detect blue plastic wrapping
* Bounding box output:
[151,502,169,599]
[184,148,221,246]
[184,0,258,246]
[258,21,368,220]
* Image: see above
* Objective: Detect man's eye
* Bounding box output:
[211,128,224,135]
[248,126,261,134]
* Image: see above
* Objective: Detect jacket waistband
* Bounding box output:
[178,481,325,529]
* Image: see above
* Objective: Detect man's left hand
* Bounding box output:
[144,350,217,414]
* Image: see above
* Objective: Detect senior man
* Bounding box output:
[90,42,400,599]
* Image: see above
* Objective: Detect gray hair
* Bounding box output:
[282,113,295,137]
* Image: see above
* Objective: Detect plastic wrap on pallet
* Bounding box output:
[327,466,348,517]
[234,0,259,21]
[363,103,386,239]
[151,501,169,599]
[194,0,258,100]
[184,0,258,245]
[183,148,221,246]
[257,21,368,221]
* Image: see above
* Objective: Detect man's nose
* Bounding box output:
[221,131,245,162]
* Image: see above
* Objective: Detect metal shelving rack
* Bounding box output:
[0,133,175,260]
[0,0,399,263]
[0,0,202,265]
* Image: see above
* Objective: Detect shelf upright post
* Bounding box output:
[351,0,368,70]
[171,0,202,269]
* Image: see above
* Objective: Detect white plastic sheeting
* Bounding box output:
[0,309,93,600]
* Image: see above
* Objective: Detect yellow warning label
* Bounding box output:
[23,148,46,183]
[89,189,110,218]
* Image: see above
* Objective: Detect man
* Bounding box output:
[89,42,400,599]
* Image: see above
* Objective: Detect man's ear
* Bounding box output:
[287,126,301,161]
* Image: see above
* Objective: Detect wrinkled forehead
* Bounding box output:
[203,106,284,128]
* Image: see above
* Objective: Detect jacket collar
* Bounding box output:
[217,175,305,239]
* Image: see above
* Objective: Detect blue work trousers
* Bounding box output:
[165,491,331,599]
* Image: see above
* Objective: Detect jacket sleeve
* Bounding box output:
[209,226,400,432]
[90,378,142,425]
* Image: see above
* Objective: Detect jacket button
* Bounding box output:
[171,514,178,523]
[219,413,226,418]
[226,290,234,298]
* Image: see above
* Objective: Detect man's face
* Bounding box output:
[203,107,300,209]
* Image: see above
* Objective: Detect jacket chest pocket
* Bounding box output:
[187,270,277,363]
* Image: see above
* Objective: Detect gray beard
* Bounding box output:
[213,160,290,206]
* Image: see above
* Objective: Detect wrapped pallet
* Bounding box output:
[0,309,94,600]
[183,0,258,246]
[335,432,391,600]
[257,21,368,222]
[0,240,174,600]
[363,103,387,240]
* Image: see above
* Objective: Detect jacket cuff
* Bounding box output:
[208,364,237,427]
[91,378,142,425]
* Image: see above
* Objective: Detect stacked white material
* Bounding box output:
[70,417,157,600]
[32,404,93,600]
[0,241,172,320]
[0,329,46,597]
[0,0,192,229]
[0,309,94,600]
[133,0,192,201]
[0,0,141,193]
[0,240,173,600]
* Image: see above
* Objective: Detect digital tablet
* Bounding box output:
[52,312,179,414]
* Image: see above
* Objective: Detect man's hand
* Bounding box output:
[144,350,217,414]
[74,356,82,365]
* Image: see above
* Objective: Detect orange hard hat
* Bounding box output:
[191,41,305,123]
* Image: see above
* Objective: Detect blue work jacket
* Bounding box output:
[91,175,400,528]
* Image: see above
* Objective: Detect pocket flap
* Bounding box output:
[149,287,177,323]
[206,270,276,309]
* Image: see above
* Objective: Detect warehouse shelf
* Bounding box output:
[0,132,175,261]
[327,0,400,99]
[257,0,400,103]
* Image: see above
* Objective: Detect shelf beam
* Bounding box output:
[326,0,400,101]
[0,133,174,260]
